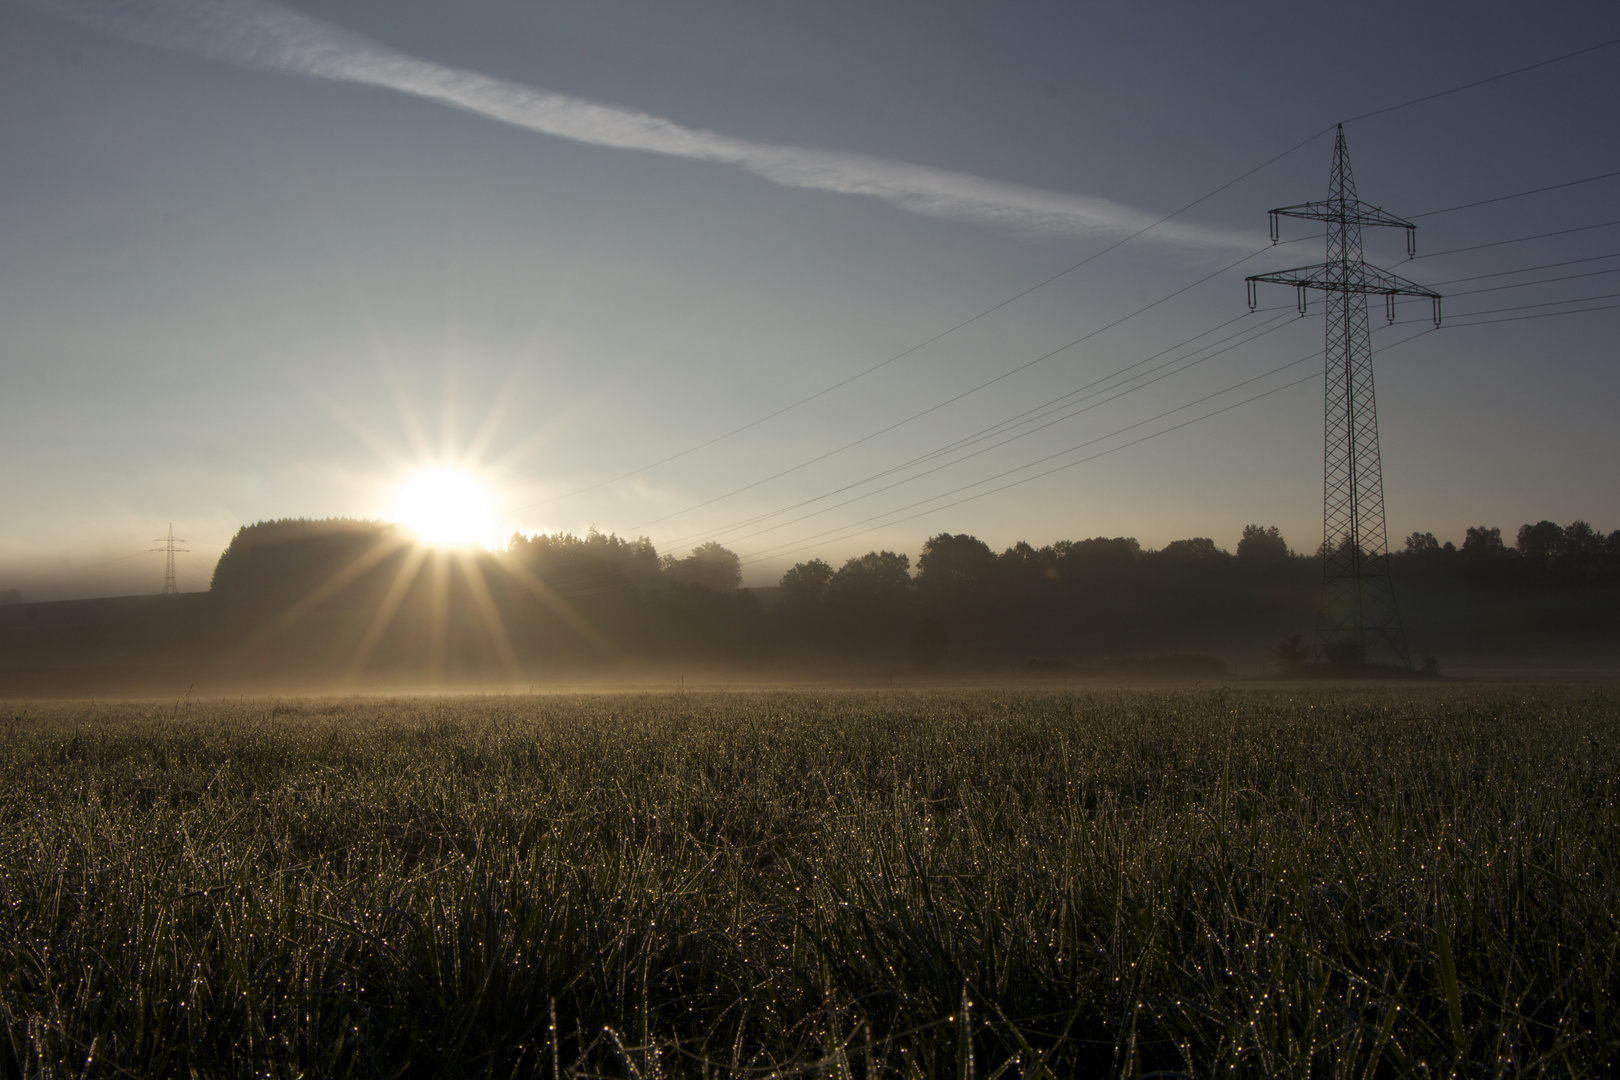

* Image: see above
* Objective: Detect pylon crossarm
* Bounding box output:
[1269,200,1415,231]
[1245,263,1439,299]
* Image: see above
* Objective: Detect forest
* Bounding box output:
[1,515,1616,693]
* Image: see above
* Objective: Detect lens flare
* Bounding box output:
[392,468,496,548]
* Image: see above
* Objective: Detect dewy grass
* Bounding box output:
[0,687,1615,1077]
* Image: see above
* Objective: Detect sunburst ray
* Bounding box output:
[495,556,621,659]
[457,552,523,681]
[222,532,411,668]
[344,543,431,682]
[428,550,451,684]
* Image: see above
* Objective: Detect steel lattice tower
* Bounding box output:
[1245,126,1441,666]
[152,524,189,596]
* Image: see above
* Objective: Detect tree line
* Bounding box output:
[1402,520,1620,580]
[190,514,1620,679]
[5,515,1611,692]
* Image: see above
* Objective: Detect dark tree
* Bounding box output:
[509,529,663,596]
[915,533,996,620]
[998,541,1055,580]
[1404,531,1441,554]
[663,541,741,592]
[778,559,833,613]
[826,551,912,630]
[1159,537,1229,563]
[1056,537,1141,570]
[1516,521,1564,563]
[1237,525,1290,563]
[1461,526,1508,569]
[1563,520,1603,564]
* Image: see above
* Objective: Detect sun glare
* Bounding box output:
[392,468,497,548]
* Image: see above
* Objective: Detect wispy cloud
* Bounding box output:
[37,0,1251,249]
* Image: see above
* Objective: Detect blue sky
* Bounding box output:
[3,0,1618,597]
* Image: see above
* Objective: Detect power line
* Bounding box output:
[740,359,1321,564]
[1383,284,1620,316]
[1340,36,1620,126]
[713,280,1611,567]
[1447,289,1620,317]
[516,143,1338,514]
[625,240,1307,533]
[515,37,1618,538]
[680,314,1302,550]
[690,231,1620,552]
[740,347,1326,561]
[1444,300,1620,326]
[741,325,1439,566]
[1413,169,1620,219]
[1444,265,1620,298]
[718,40,1620,568]
[1428,250,1620,285]
[1412,218,1620,259]
[1386,284,1620,318]
[654,179,1620,549]
[656,307,1299,550]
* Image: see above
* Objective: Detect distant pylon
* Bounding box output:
[1245,126,1441,666]
[151,524,189,596]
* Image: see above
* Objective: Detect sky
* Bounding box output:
[3,0,1618,599]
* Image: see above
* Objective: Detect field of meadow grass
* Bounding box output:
[0,686,1616,1078]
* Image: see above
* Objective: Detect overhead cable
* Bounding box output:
[656,308,1300,550]
[1340,37,1620,126]
[680,314,1303,550]
[740,326,1441,565]
[1428,250,1620,286]
[624,240,1311,533]
[1412,218,1620,260]
[1413,169,1620,219]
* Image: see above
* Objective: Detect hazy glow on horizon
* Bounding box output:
[392,469,497,549]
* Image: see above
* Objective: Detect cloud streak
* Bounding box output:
[38,0,1251,249]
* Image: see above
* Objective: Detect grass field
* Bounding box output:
[0,687,1615,1077]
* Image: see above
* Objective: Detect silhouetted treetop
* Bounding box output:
[778,559,833,612]
[1517,521,1564,562]
[505,529,662,596]
[221,517,391,552]
[1056,537,1142,568]
[211,518,401,597]
[1463,526,1506,559]
[1237,525,1290,563]
[661,541,742,592]
[827,550,912,629]
[917,534,996,589]
[1405,531,1442,554]
[1157,537,1229,563]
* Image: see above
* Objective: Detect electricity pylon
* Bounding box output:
[1245,125,1441,666]
[152,524,189,596]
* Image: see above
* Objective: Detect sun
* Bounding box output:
[391,468,497,548]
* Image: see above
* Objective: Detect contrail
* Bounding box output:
[36,0,1252,249]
